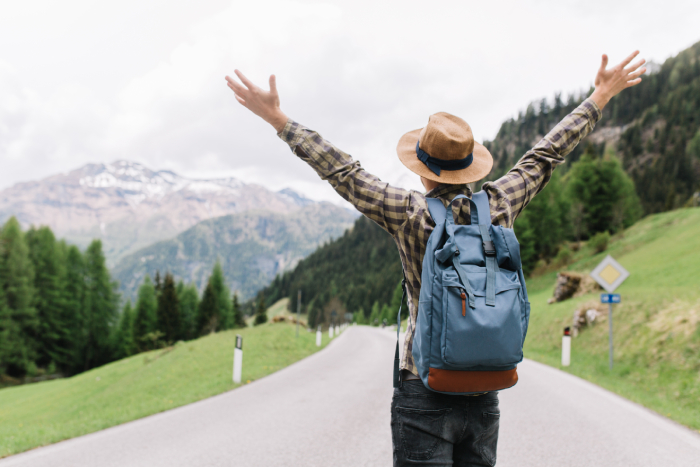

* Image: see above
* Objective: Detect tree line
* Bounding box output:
[0,217,247,380]
[252,215,403,328]
[486,40,700,216]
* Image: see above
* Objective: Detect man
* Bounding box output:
[225,51,645,466]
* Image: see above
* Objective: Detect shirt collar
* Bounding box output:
[425,183,472,200]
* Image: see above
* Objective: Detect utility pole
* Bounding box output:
[296,289,301,337]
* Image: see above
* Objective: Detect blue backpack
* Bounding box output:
[394,191,530,394]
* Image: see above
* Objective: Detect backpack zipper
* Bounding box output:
[460,288,466,316]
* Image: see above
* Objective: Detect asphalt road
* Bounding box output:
[2,326,699,466]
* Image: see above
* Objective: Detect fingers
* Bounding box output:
[234,69,256,91]
[626,67,647,81]
[269,74,277,94]
[624,58,646,73]
[226,76,248,96]
[619,50,640,68]
[599,54,609,72]
[234,95,247,107]
[626,77,642,88]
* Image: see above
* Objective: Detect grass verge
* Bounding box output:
[0,322,330,457]
[524,207,700,432]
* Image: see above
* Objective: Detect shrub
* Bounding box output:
[554,244,574,265]
[589,231,610,253]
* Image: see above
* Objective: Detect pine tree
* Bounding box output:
[369,301,381,326]
[0,281,24,376]
[26,226,71,370]
[114,301,136,359]
[565,148,642,238]
[231,293,246,328]
[380,304,391,325]
[198,281,219,335]
[177,281,199,340]
[307,299,318,329]
[154,271,162,296]
[517,171,569,260]
[62,243,86,373]
[0,217,38,376]
[133,275,158,351]
[387,279,405,324]
[210,262,231,330]
[156,273,181,343]
[195,263,231,334]
[80,240,118,370]
[253,293,267,326]
[513,212,538,276]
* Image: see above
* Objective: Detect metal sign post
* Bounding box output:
[233,334,243,384]
[590,255,629,370]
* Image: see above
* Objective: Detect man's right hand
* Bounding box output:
[225,70,289,133]
[590,50,646,110]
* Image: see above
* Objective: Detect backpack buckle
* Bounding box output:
[483,240,496,256]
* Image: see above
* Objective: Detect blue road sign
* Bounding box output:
[601,294,621,304]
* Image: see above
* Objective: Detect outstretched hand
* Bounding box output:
[590,51,646,110]
[225,71,288,133]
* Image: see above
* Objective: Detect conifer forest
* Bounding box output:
[0,217,247,381]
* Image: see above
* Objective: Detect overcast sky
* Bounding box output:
[1,0,699,202]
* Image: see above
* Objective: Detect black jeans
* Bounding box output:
[391,380,500,466]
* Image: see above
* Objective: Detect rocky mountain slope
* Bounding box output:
[0,161,322,264]
[112,203,357,301]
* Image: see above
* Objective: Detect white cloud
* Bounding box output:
[1,0,699,203]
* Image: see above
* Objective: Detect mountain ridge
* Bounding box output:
[112,202,357,301]
[0,160,329,264]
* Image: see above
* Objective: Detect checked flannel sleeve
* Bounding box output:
[278,121,412,237]
[484,98,602,227]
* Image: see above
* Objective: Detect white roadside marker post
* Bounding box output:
[316,325,322,347]
[329,325,334,338]
[562,327,571,367]
[233,334,243,384]
[590,255,630,370]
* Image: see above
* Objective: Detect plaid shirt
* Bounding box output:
[278,98,601,375]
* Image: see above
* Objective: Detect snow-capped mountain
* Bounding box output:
[0,161,336,265]
[77,161,246,205]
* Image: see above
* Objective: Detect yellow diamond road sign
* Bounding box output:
[590,255,630,293]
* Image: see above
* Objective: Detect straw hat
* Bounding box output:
[397,112,493,184]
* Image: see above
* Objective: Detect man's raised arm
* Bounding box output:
[225,71,411,237]
[484,50,647,223]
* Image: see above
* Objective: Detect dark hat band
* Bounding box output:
[416,141,473,176]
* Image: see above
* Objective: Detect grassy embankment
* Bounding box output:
[524,207,700,431]
[0,304,326,458]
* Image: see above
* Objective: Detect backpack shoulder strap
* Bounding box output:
[426,197,447,225]
[471,191,499,306]
[470,191,491,225]
[393,273,407,389]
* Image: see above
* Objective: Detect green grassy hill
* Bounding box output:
[0,320,331,458]
[523,207,700,430]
